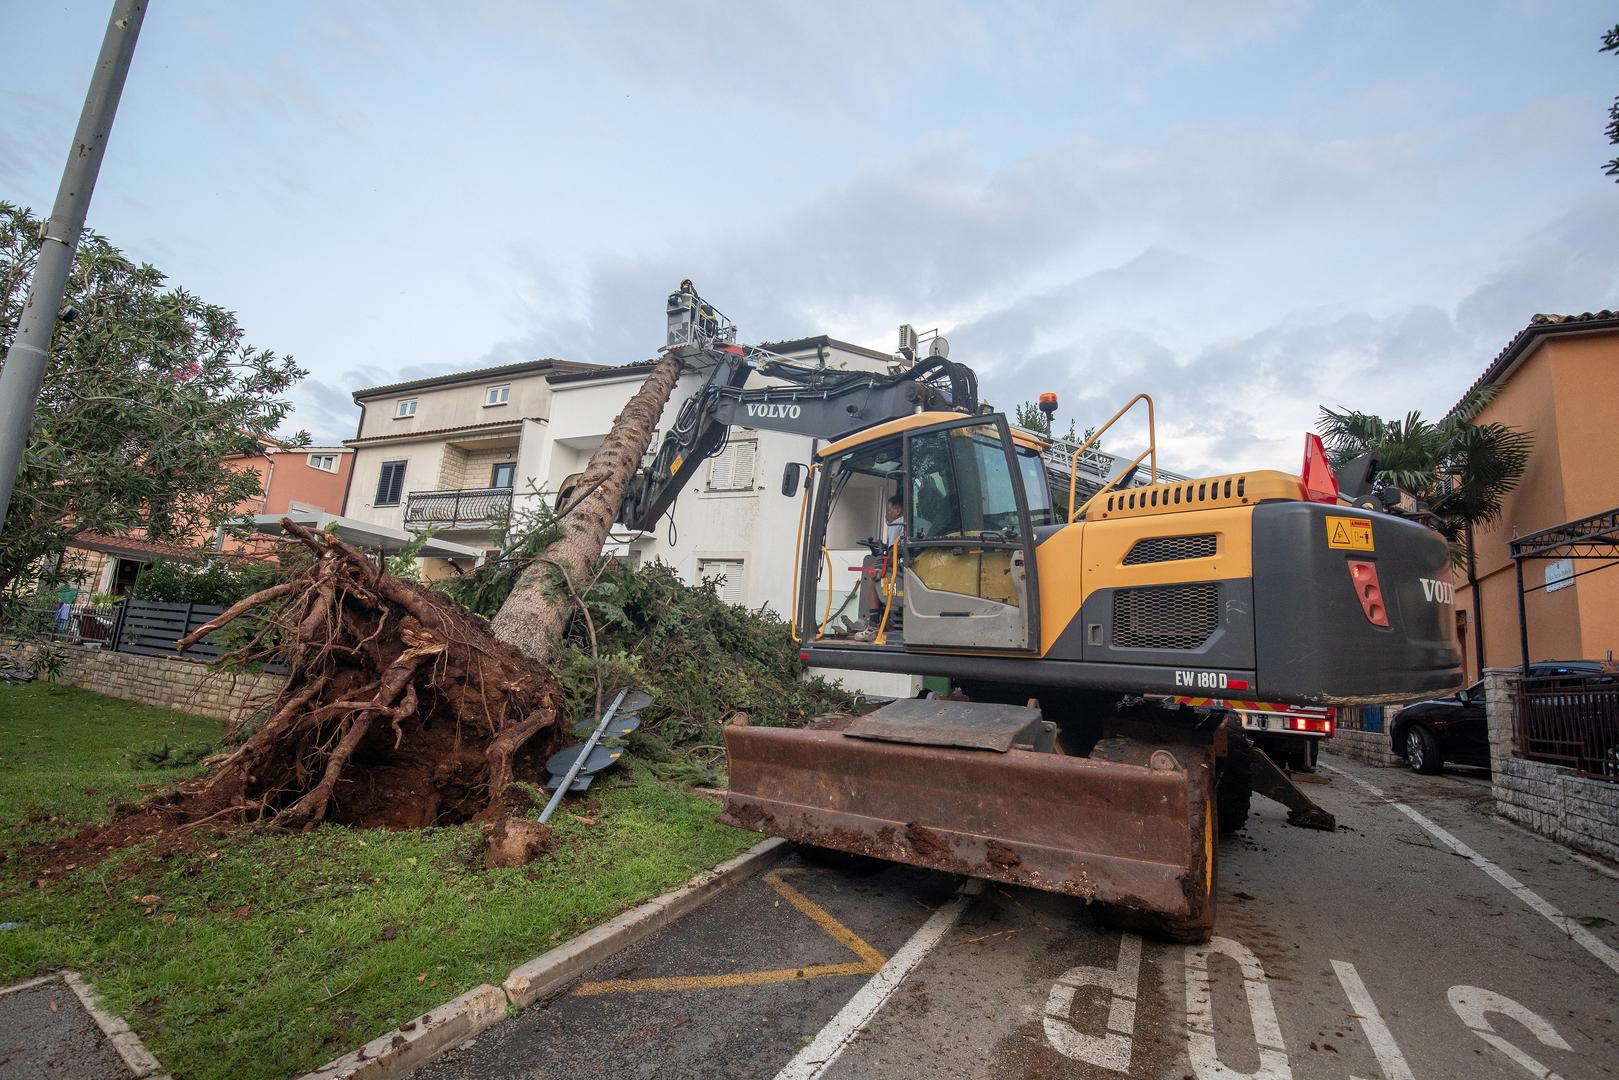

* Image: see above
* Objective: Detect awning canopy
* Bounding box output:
[1509,507,1619,561]
[247,512,484,559]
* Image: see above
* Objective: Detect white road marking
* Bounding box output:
[1448,985,1572,1080]
[1185,936,1292,1080]
[1322,762,1619,978]
[772,881,975,1080]
[1043,932,1142,1073]
[1331,960,1415,1080]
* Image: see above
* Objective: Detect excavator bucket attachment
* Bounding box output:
[720,710,1219,939]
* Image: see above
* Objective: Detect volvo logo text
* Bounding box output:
[746,403,802,419]
[1419,578,1454,604]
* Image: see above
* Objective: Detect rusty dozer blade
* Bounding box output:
[720,721,1218,934]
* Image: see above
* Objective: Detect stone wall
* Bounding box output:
[0,639,284,726]
[1323,728,1403,767]
[1495,756,1619,862]
[1482,666,1520,772]
[1484,665,1619,863]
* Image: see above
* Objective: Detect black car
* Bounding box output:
[1391,660,1617,774]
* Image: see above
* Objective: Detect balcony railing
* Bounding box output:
[404,487,513,530]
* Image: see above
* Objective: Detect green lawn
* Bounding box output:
[0,682,755,1080]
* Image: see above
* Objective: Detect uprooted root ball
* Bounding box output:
[37,519,564,873]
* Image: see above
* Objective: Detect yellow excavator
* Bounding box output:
[618,285,1462,940]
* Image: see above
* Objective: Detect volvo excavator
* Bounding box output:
[616,284,1463,940]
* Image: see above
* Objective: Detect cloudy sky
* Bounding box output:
[4,2,1616,474]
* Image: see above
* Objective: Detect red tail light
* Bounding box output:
[1347,559,1389,627]
[1301,433,1339,504]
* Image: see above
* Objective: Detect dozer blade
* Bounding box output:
[720,724,1217,931]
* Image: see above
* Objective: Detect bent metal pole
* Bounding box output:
[539,688,629,825]
[0,0,147,529]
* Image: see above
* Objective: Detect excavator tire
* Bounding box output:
[1217,753,1252,834]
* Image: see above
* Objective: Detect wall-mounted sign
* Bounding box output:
[1545,558,1574,593]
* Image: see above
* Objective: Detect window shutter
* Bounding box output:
[698,559,745,605]
[376,460,407,505]
[732,440,757,487]
[708,447,734,490]
[706,440,757,491]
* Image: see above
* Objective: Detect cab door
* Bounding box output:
[901,417,1041,651]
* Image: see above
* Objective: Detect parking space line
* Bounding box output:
[1322,762,1619,979]
[572,868,887,997]
[769,868,886,967]
[772,880,976,1080]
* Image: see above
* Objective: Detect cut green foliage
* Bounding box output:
[0,683,754,1080]
[441,500,855,787]
[124,740,216,771]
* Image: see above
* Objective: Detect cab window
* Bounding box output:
[908,423,1024,540]
[1016,446,1057,528]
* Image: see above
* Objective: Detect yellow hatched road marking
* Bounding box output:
[572,868,887,997]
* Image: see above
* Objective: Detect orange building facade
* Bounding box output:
[1452,312,1619,682]
[216,443,354,554]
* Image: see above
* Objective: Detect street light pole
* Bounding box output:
[0,0,147,531]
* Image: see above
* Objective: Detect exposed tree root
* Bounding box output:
[35,519,564,873]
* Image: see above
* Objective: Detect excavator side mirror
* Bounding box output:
[781,462,805,498]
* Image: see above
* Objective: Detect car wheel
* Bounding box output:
[1405,725,1442,775]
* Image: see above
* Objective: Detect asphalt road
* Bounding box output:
[416,755,1619,1080]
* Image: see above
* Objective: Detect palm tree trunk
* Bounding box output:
[491,354,684,664]
[1465,523,1485,680]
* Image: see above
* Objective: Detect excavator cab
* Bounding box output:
[798,412,1053,650]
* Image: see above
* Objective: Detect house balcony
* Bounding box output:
[404,486,513,532]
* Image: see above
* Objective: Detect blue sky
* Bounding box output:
[3,1,1616,474]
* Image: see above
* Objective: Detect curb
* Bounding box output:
[0,969,169,1079]
[295,836,787,1080]
[503,836,786,1007]
[301,984,508,1080]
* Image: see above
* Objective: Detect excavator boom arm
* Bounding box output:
[617,288,979,531]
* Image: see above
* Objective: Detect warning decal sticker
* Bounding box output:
[1325,516,1375,551]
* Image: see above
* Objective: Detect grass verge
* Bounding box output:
[0,682,755,1080]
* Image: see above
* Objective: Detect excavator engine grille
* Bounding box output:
[1122,534,1217,565]
[1112,583,1219,649]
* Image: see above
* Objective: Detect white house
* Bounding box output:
[340,357,601,575]
[529,336,918,698]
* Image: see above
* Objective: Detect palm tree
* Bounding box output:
[491,353,683,665]
[1315,386,1533,549]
